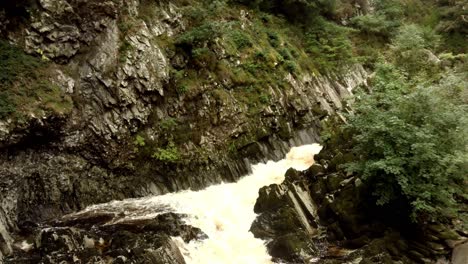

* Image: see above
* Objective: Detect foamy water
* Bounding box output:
[77,144,322,263]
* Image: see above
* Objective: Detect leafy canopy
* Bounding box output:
[343,64,468,223]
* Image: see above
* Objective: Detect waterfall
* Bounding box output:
[170,144,322,264]
[73,144,322,263]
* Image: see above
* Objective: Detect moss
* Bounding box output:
[0,40,72,120]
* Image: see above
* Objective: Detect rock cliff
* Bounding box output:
[251,137,468,264]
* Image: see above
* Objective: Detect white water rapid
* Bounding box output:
[79,144,322,264]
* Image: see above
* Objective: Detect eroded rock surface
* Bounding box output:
[5,209,204,264]
[251,143,467,263]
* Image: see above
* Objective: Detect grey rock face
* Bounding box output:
[5,209,203,263]
[250,168,320,263]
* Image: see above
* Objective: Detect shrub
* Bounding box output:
[343,64,468,223]
[305,17,354,71]
[390,24,441,76]
[152,140,180,162]
[284,60,298,73]
[259,93,270,104]
[0,40,71,119]
[0,40,42,85]
[267,31,280,47]
[175,22,222,47]
[0,92,15,118]
[192,47,217,69]
[160,118,178,131]
[350,14,399,38]
[134,135,146,147]
[228,30,253,49]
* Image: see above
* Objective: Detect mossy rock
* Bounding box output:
[268,232,318,262]
[307,164,325,177]
[326,173,345,191]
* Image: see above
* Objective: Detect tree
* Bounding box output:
[343,64,468,223]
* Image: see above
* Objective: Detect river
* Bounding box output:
[75,144,322,264]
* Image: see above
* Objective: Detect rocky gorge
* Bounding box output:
[1,0,466,263]
[0,0,371,262]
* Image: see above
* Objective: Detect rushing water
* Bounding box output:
[79,144,322,264]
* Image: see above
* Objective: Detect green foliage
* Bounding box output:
[233,0,337,23]
[118,40,132,63]
[259,93,270,104]
[390,24,441,76]
[0,40,71,119]
[305,17,354,72]
[0,92,15,118]
[350,13,400,38]
[0,40,42,85]
[436,0,468,35]
[266,31,280,47]
[175,22,222,47]
[192,47,218,69]
[342,64,468,223]
[152,140,180,162]
[134,135,146,147]
[160,117,178,131]
[228,29,253,49]
[284,60,298,73]
[133,134,146,152]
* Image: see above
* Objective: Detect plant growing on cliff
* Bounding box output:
[0,40,72,119]
[152,140,180,163]
[342,64,468,223]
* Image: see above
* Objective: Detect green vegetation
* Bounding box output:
[305,17,355,71]
[152,139,180,162]
[341,64,467,223]
[159,117,178,131]
[0,40,72,120]
[318,0,468,227]
[162,0,362,109]
[133,135,146,151]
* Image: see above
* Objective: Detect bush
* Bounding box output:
[233,0,337,23]
[284,60,298,73]
[0,40,71,119]
[350,14,399,38]
[175,22,222,47]
[390,24,441,75]
[0,92,15,118]
[343,64,468,223]
[160,117,178,131]
[228,30,253,49]
[267,31,280,47]
[192,47,218,69]
[0,40,42,86]
[305,17,354,71]
[152,140,180,162]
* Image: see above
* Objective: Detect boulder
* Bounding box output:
[5,210,204,263]
[250,169,320,263]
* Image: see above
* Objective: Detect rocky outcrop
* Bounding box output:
[4,208,204,263]
[250,168,320,262]
[251,143,467,263]
[0,0,369,261]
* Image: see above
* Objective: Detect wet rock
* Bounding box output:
[251,169,320,262]
[5,211,201,263]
